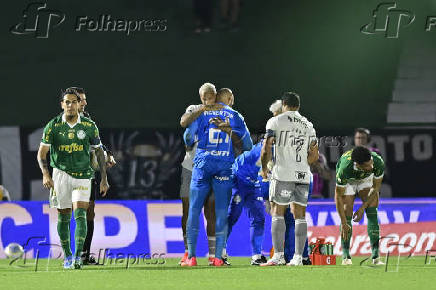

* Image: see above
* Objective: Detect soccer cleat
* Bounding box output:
[302,257,312,266]
[342,258,353,265]
[208,256,215,266]
[251,255,267,266]
[221,253,231,265]
[287,254,303,266]
[260,255,286,266]
[73,256,83,269]
[179,252,189,265]
[180,256,197,267]
[210,257,228,267]
[63,256,74,270]
[82,255,97,265]
[372,257,385,265]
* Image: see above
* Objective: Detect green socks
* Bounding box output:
[341,216,352,259]
[74,208,88,257]
[57,212,72,258]
[366,207,380,259]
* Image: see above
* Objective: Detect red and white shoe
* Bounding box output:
[210,257,228,267]
[180,256,197,267]
[179,252,188,265]
[208,256,215,266]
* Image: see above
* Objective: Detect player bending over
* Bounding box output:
[335,146,384,265]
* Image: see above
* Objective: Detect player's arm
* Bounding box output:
[183,118,199,147]
[261,136,274,180]
[90,124,110,196]
[334,163,351,241]
[352,177,383,222]
[307,140,319,165]
[353,156,385,222]
[37,144,53,189]
[180,104,224,128]
[209,117,244,155]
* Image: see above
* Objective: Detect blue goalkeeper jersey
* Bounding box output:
[232,141,263,185]
[184,103,252,164]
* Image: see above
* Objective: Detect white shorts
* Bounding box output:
[344,174,373,196]
[51,168,92,209]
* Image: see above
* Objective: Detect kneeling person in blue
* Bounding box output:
[225,141,267,265]
[183,86,253,267]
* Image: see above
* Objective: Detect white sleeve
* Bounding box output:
[185,104,201,114]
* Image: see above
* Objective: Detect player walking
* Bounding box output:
[37,88,109,269]
[260,92,318,266]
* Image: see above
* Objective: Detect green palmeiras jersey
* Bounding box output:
[41,114,101,179]
[336,150,384,187]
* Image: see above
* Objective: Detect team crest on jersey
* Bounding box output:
[68,132,75,139]
[77,130,86,140]
[233,195,242,204]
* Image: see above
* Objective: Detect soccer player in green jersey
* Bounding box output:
[37,88,109,269]
[335,146,384,265]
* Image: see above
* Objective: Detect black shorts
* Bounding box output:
[90,172,101,202]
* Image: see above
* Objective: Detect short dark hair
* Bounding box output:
[281,92,300,108]
[60,87,81,102]
[67,87,85,95]
[351,146,371,164]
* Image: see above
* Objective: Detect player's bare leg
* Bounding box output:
[341,194,355,265]
[180,197,190,264]
[72,201,89,269]
[287,203,307,266]
[358,188,382,265]
[204,195,216,264]
[261,202,286,266]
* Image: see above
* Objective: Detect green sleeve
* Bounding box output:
[89,122,101,146]
[335,158,347,186]
[373,153,385,178]
[41,121,54,145]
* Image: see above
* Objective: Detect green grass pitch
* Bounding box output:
[1,257,434,290]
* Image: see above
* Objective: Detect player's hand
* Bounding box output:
[42,174,54,189]
[210,117,232,134]
[341,222,351,241]
[353,207,365,222]
[106,154,116,169]
[260,168,269,181]
[100,178,110,197]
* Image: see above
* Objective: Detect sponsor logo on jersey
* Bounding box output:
[58,143,84,153]
[77,130,86,140]
[296,171,306,180]
[210,150,230,157]
[73,186,89,191]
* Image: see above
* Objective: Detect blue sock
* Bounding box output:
[303,238,309,258]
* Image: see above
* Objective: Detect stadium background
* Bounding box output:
[1,0,435,259]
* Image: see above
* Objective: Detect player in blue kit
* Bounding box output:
[225,140,268,266]
[182,86,253,267]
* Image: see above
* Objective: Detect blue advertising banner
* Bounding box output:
[1,199,435,258]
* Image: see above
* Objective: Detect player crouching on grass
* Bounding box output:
[37,88,109,269]
[335,146,384,265]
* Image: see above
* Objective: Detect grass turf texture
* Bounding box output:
[1,257,434,290]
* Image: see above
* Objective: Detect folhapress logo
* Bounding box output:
[10,2,65,38]
[361,2,415,38]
